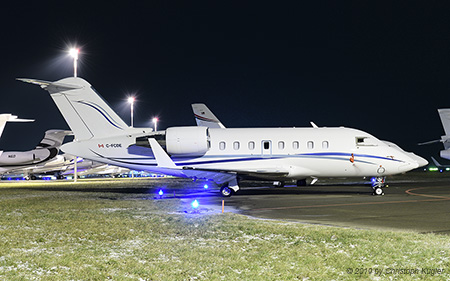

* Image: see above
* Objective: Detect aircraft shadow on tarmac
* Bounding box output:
[10,185,378,200]
[228,186,374,196]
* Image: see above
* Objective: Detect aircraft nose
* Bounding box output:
[398,153,428,172]
[416,156,428,168]
[407,153,428,169]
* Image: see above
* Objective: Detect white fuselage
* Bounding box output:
[60,126,426,181]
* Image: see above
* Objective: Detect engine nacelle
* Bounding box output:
[166,126,210,156]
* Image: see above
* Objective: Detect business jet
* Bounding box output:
[429,156,450,172]
[0,129,71,178]
[19,77,427,196]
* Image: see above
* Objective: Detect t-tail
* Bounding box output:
[0,114,34,139]
[35,130,72,149]
[192,103,226,128]
[438,108,450,150]
[18,77,130,141]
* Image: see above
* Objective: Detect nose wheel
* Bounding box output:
[372,176,386,196]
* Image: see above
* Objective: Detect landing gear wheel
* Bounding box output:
[373,187,384,196]
[220,185,234,197]
[273,181,285,187]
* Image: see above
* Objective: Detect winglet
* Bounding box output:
[148,138,178,168]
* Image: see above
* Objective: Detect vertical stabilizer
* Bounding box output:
[35,130,72,149]
[192,103,225,128]
[438,109,450,149]
[18,77,129,141]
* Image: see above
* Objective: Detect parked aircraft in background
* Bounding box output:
[58,158,130,178]
[429,156,450,172]
[192,103,225,128]
[0,113,34,160]
[0,114,33,138]
[19,77,427,196]
[418,108,450,161]
[0,129,70,177]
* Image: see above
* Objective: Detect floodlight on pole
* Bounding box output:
[69,48,79,77]
[128,97,135,127]
[152,117,158,132]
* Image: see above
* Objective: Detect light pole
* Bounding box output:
[69,48,79,77]
[128,97,135,127]
[153,117,158,132]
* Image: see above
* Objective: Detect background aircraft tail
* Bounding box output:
[0,114,34,139]
[192,103,225,128]
[35,130,72,149]
[438,108,450,149]
[18,77,130,141]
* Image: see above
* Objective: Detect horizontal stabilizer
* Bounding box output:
[0,114,34,139]
[17,78,82,92]
[418,139,442,146]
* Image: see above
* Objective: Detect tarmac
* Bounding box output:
[201,172,450,234]
[4,171,449,234]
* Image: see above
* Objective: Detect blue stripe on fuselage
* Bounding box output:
[89,150,402,166]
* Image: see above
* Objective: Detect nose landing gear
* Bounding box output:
[372,176,386,196]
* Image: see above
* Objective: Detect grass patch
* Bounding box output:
[0,179,448,280]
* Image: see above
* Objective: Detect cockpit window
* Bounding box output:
[356,137,378,146]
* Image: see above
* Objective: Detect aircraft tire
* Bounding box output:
[220,185,233,197]
[373,187,384,196]
[273,181,285,187]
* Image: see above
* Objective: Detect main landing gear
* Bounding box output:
[372,176,386,196]
[220,178,239,197]
[220,185,234,197]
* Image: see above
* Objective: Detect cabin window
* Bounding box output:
[248,141,255,150]
[278,141,285,150]
[219,141,226,150]
[322,141,329,149]
[263,141,270,150]
[307,141,314,149]
[233,141,240,150]
[292,141,299,150]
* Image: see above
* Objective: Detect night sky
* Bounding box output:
[1,2,450,163]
